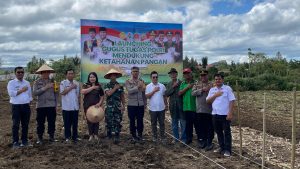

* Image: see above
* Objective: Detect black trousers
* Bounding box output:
[149,110,165,139]
[87,121,99,136]
[11,104,31,144]
[185,111,198,142]
[213,115,232,153]
[196,113,214,145]
[62,110,78,140]
[36,107,56,138]
[128,105,144,137]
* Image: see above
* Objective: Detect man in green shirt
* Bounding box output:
[179,68,197,144]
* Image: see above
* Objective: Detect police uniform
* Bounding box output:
[33,78,58,141]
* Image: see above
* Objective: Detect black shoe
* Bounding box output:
[205,143,213,151]
[137,134,144,141]
[198,141,206,149]
[49,136,58,142]
[36,137,43,144]
[12,142,20,149]
[107,131,112,139]
[185,140,192,145]
[113,135,120,144]
[20,142,33,147]
[130,136,138,144]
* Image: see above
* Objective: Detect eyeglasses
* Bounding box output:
[16,71,24,74]
[152,76,158,79]
[132,70,139,73]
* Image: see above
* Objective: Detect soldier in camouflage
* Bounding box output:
[104,69,125,144]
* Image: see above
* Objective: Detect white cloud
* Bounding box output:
[0,0,299,67]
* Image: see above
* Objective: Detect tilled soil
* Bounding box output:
[0,82,297,168]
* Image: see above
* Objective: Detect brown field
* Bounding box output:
[0,81,299,169]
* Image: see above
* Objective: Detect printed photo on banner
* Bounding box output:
[81,19,183,83]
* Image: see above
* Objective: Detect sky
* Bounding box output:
[0,0,299,67]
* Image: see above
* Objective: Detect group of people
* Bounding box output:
[7,64,235,157]
[83,27,182,62]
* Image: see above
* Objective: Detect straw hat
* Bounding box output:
[104,68,122,79]
[86,106,105,123]
[36,64,55,74]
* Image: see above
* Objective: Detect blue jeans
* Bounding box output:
[171,118,186,142]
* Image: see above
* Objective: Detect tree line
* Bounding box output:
[25,49,299,91]
[183,49,300,91]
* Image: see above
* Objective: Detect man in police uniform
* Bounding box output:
[148,30,158,47]
[83,28,99,58]
[192,70,214,151]
[33,64,58,144]
[156,31,165,48]
[174,31,183,62]
[164,31,175,52]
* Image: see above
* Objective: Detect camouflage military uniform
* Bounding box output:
[104,81,124,134]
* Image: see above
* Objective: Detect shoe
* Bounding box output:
[224,151,231,157]
[88,136,93,141]
[72,138,80,142]
[185,140,192,145]
[94,135,99,141]
[12,142,20,149]
[161,138,167,145]
[198,141,206,149]
[20,142,33,147]
[49,137,58,142]
[214,147,223,154]
[107,131,112,139]
[152,137,158,142]
[36,138,43,145]
[113,135,120,144]
[65,138,70,142]
[137,134,144,141]
[205,143,213,151]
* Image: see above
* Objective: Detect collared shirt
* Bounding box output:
[192,80,213,114]
[7,78,32,104]
[145,82,166,111]
[60,79,80,111]
[179,80,196,112]
[206,84,236,115]
[33,78,58,108]
[125,78,146,106]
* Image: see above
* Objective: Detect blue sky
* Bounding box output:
[210,0,258,15]
[0,0,299,67]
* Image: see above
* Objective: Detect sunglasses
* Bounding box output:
[16,71,24,74]
[152,76,158,79]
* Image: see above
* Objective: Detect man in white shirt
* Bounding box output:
[206,73,235,157]
[60,69,80,142]
[7,66,32,148]
[145,71,168,142]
